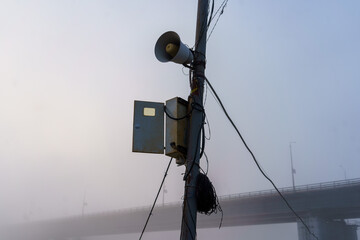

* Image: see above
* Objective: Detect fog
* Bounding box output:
[1,0,359,239]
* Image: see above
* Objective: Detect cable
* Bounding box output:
[203,78,209,107]
[207,0,215,28]
[193,17,208,50]
[209,0,227,21]
[203,76,319,240]
[204,114,211,140]
[138,158,173,240]
[192,0,213,51]
[209,0,228,24]
[183,103,206,181]
[181,106,209,237]
[207,0,229,42]
[188,68,193,88]
[192,0,228,54]
[202,151,209,175]
[182,66,190,76]
[200,123,206,159]
[164,106,192,121]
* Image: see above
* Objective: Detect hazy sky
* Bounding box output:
[1,0,359,239]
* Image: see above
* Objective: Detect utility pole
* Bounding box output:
[289,142,296,190]
[180,1,209,240]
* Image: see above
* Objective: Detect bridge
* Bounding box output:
[1,178,360,240]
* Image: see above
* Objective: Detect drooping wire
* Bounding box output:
[182,66,190,76]
[138,158,173,240]
[164,106,192,120]
[204,114,211,140]
[202,151,209,175]
[203,80,213,141]
[207,0,229,42]
[203,76,319,240]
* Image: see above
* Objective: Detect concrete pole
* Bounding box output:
[180,1,209,240]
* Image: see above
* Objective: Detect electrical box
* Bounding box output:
[132,100,164,154]
[165,97,189,163]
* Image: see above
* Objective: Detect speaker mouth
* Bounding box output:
[155,31,181,62]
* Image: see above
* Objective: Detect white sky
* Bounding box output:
[1,0,359,239]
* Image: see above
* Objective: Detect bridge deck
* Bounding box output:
[2,178,360,240]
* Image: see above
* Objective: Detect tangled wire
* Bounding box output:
[196,172,223,228]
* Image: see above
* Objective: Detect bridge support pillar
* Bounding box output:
[297,216,358,240]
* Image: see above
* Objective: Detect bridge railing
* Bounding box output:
[88,178,360,216]
[37,178,360,222]
[219,178,360,201]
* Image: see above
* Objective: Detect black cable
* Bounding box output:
[204,114,211,140]
[194,0,221,49]
[183,117,203,181]
[200,124,205,159]
[183,104,206,181]
[203,151,209,175]
[203,82,212,141]
[193,18,208,51]
[182,66,190,76]
[207,0,229,42]
[204,77,319,240]
[138,158,173,240]
[164,106,192,121]
[209,0,228,23]
[207,0,215,28]
[193,0,228,51]
[188,68,193,88]
[196,102,207,160]
[192,0,212,51]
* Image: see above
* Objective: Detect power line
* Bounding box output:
[203,76,319,240]
[138,158,173,240]
[207,0,229,42]
[207,0,215,28]
[210,0,228,23]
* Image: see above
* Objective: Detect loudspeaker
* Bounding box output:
[155,31,193,64]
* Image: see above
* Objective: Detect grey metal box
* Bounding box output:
[165,97,188,159]
[132,100,164,154]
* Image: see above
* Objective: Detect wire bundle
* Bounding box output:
[196,172,216,214]
[196,172,223,227]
